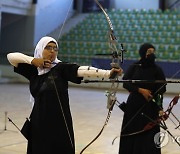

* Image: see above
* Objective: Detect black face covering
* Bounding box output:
[146,53,156,64]
[138,43,156,68]
[139,43,155,59]
[140,53,156,67]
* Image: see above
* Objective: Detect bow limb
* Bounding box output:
[121,95,180,136]
[164,94,180,117]
[94,0,114,31]
[121,95,180,137]
[163,94,180,129]
[144,95,180,132]
[142,109,180,147]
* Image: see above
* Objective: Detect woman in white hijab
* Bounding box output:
[7,36,122,154]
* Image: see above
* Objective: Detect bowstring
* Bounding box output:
[57,0,74,40]
[51,0,74,149]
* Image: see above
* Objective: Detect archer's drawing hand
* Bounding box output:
[138,88,153,102]
[31,58,51,68]
[110,68,123,77]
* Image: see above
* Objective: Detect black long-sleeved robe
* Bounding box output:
[15,62,83,154]
[119,61,166,154]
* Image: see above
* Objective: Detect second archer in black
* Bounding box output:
[119,43,166,154]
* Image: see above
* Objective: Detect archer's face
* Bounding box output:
[146,48,155,58]
[42,42,58,62]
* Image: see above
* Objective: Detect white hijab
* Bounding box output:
[30,36,61,105]
[34,36,61,75]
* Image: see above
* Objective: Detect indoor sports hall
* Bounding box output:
[0,0,179,154]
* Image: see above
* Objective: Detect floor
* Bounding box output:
[0,83,179,154]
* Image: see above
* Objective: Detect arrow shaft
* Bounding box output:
[83,80,180,84]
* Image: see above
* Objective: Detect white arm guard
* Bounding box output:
[77,66,111,79]
[7,52,34,67]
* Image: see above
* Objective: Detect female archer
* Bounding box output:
[7,36,122,154]
[119,43,166,154]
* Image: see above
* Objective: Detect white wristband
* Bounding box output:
[77,66,110,79]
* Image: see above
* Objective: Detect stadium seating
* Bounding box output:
[59,9,179,65]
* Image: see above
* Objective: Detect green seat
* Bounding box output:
[139,9,147,15]
[154,19,162,26]
[128,43,138,52]
[125,36,134,43]
[132,9,139,15]
[160,51,170,61]
[148,9,156,14]
[160,31,168,38]
[167,45,176,52]
[153,37,163,44]
[151,31,159,37]
[164,9,170,14]
[145,36,154,43]
[155,9,162,14]
[130,50,139,59]
[133,31,141,37]
[171,20,178,26]
[171,51,180,61]
[156,25,165,32]
[158,45,166,52]
[141,31,150,37]
[163,20,170,26]
[173,38,180,45]
[135,36,144,43]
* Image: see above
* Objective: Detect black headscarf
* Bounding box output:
[139,43,155,59]
[138,43,156,67]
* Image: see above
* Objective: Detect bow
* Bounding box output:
[93,0,126,112]
[80,1,125,153]
[142,95,180,147]
[112,94,180,146]
[121,95,180,136]
[163,94,180,129]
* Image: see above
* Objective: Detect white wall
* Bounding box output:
[0,0,75,53]
[111,0,159,10]
[34,0,74,45]
[0,0,32,15]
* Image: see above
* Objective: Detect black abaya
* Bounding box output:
[119,61,166,154]
[15,62,83,154]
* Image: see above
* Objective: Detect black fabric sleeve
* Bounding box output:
[122,65,139,92]
[58,63,83,84]
[14,63,37,81]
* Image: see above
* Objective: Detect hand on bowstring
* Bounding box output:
[31,58,52,68]
[110,68,123,78]
[138,88,153,102]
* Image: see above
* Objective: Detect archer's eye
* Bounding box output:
[45,46,59,52]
